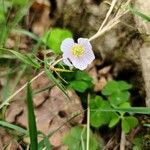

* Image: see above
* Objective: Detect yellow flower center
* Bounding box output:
[71,44,84,57]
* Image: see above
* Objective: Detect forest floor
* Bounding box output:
[0,0,150,150]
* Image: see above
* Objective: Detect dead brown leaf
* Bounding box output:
[94,76,107,92]
[5,82,84,149]
[98,66,112,76]
[0,128,21,150]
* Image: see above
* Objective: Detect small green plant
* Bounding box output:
[63,126,99,150]
[62,70,93,93]
[90,80,138,133]
[42,28,73,54]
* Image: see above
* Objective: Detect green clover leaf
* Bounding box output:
[69,80,90,93]
[108,91,130,106]
[122,116,138,133]
[90,96,118,128]
[42,28,73,54]
[102,80,132,96]
[109,114,120,128]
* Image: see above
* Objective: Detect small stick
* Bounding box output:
[120,131,126,150]
[86,94,90,150]
[0,70,45,109]
[89,0,130,41]
[99,0,118,30]
[0,58,63,109]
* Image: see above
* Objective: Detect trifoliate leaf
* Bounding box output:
[62,70,93,92]
[119,102,131,116]
[102,80,132,96]
[90,96,113,128]
[90,96,109,109]
[109,91,130,106]
[69,80,89,92]
[118,81,132,91]
[122,116,138,133]
[102,80,118,95]
[75,70,92,82]
[109,114,120,128]
[90,96,103,109]
[90,110,110,128]
[119,102,131,108]
[42,28,73,54]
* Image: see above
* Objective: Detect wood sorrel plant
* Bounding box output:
[90,80,138,133]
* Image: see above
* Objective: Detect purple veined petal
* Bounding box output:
[77,38,92,52]
[78,38,95,64]
[71,48,95,70]
[61,38,75,53]
[62,54,73,66]
[71,57,88,70]
[82,49,95,64]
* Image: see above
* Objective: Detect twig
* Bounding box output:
[86,94,90,150]
[0,71,45,109]
[89,0,118,41]
[89,19,120,41]
[81,127,86,150]
[99,0,117,30]
[89,0,130,41]
[120,131,126,150]
[0,58,63,109]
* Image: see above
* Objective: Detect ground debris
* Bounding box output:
[5,76,84,148]
[0,128,21,150]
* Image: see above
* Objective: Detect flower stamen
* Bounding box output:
[71,44,84,57]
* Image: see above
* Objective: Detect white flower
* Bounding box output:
[61,38,95,70]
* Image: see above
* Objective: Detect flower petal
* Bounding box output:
[71,57,88,70]
[62,54,73,66]
[78,38,92,52]
[78,38,95,64]
[61,38,74,53]
[82,49,95,64]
